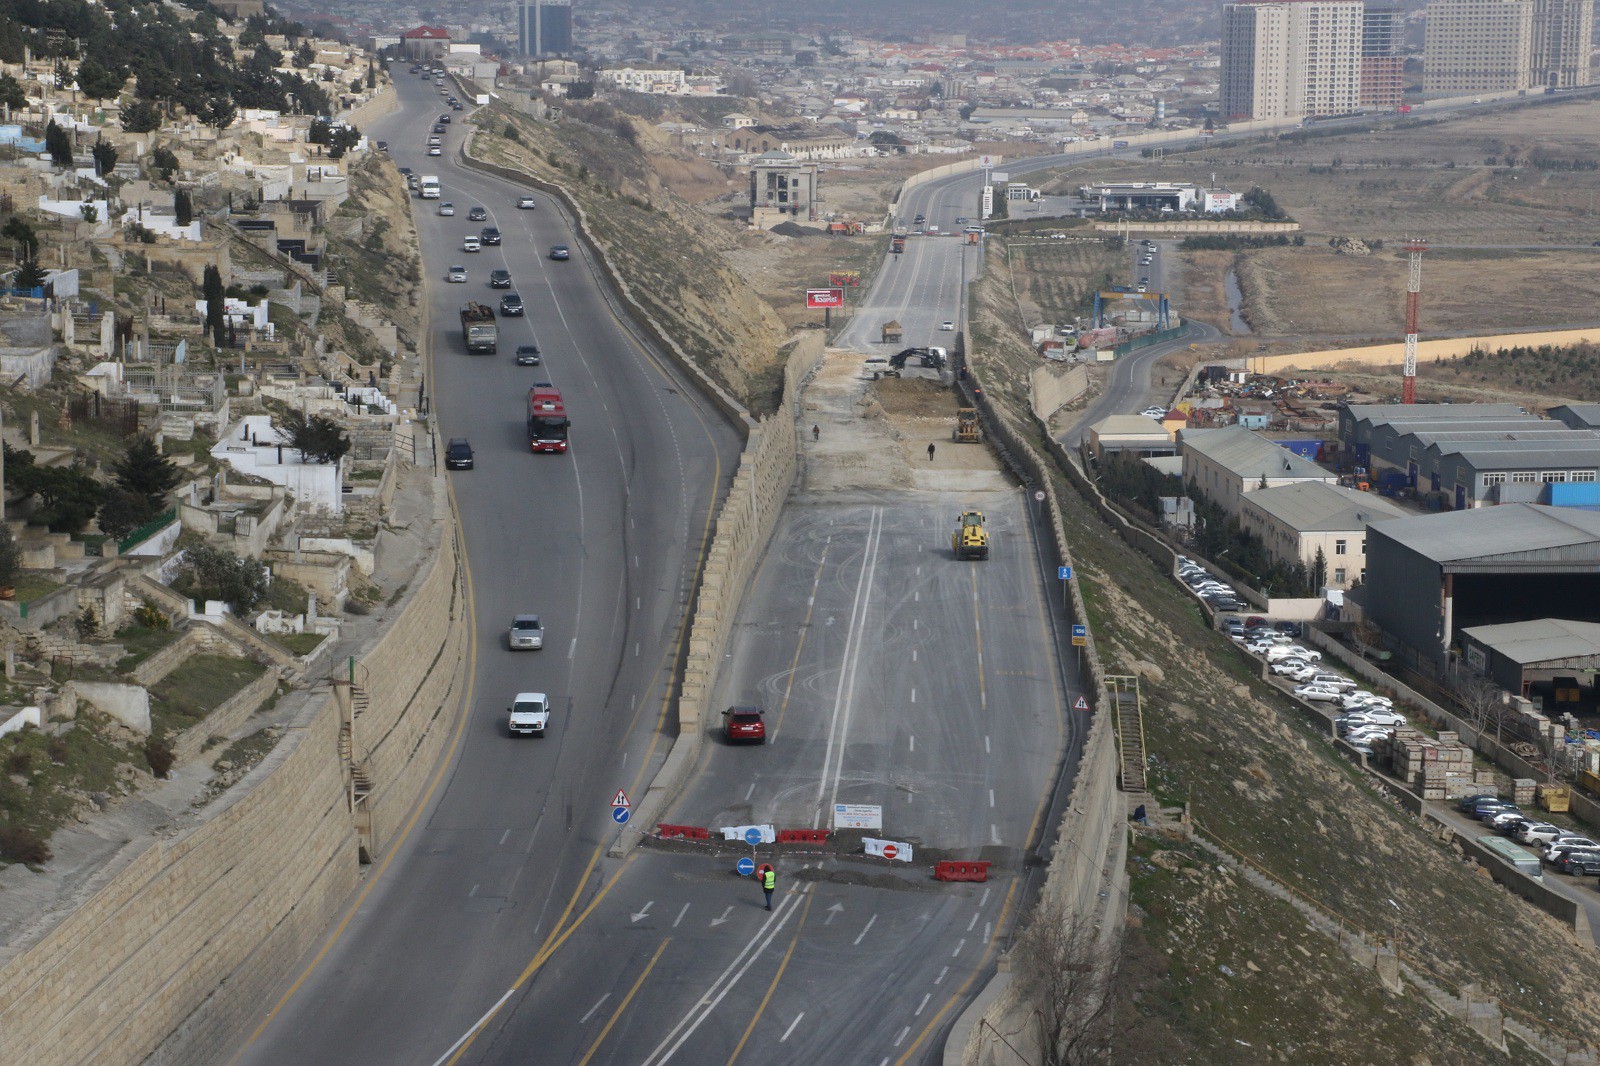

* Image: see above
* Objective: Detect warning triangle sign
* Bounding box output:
[1073,695,1089,711]
[612,789,630,808]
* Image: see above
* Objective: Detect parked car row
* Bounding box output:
[1177,557,1243,612]
[1459,795,1600,875]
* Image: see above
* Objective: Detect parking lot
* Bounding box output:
[1175,554,1600,937]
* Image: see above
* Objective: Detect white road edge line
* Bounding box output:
[780,1013,805,1043]
[430,986,519,1066]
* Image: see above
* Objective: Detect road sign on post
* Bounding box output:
[612,789,630,808]
[744,827,765,847]
[612,807,630,824]
[736,856,756,876]
[1071,624,1087,647]
[1058,565,1073,609]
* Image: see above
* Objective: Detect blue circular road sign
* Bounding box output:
[612,807,631,825]
[743,827,764,846]
[736,856,756,876]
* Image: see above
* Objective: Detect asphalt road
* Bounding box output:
[467,488,1080,1065]
[231,72,743,1064]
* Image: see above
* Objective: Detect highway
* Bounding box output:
[232,71,743,1064]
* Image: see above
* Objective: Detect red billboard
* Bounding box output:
[806,288,845,308]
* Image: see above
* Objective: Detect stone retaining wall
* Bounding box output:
[0,476,467,1065]
[170,669,279,766]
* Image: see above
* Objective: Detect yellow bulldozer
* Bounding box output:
[951,510,989,560]
[952,408,980,443]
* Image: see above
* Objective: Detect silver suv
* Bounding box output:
[509,614,544,650]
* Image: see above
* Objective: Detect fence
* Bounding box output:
[119,509,177,554]
[1113,324,1187,358]
[67,394,144,436]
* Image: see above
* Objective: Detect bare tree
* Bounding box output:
[1014,896,1121,1066]
[1452,672,1511,745]
[1350,620,1381,660]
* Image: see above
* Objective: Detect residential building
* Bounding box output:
[519,0,573,58]
[1238,481,1408,587]
[1180,425,1338,517]
[746,150,818,229]
[1423,0,1534,98]
[1221,0,1364,122]
[599,67,686,93]
[1361,2,1406,109]
[1531,0,1594,88]
[400,26,452,63]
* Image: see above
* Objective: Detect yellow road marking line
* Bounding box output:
[579,937,672,1066]
[724,889,816,1064]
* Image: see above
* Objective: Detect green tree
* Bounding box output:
[113,437,182,513]
[80,204,97,224]
[96,487,151,541]
[1310,546,1328,594]
[75,55,126,100]
[272,409,351,464]
[179,544,268,613]
[121,99,160,133]
[202,96,236,130]
[12,462,104,533]
[202,264,226,347]
[366,61,376,90]
[0,522,19,586]
[174,188,193,226]
[2,217,39,258]
[150,144,179,181]
[91,136,118,176]
[0,72,24,110]
[45,120,74,166]
[292,41,315,69]
[13,259,46,291]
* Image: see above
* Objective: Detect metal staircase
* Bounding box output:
[1106,675,1148,793]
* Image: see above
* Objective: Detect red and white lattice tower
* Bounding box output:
[1402,238,1427,405]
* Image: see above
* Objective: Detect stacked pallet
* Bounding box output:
[1373,729,1474,799]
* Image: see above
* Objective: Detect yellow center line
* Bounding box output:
[579,937,672,1066]
[894,880,1019,1066]
[772,546,830,738]
[446,853,638,1064]
[724,888,816,1065]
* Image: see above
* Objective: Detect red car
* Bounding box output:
[722,706,766,744]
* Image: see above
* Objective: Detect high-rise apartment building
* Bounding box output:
[1531,0,1593,88]
[518,0,573,57]
[1423,0,1534,97]
[1361,2,1406,109]
[1221,0,1365,121]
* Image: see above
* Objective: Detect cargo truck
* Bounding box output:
[891,234,906,254]
[460,302,498,354]
[527,384,569,453]
[419,175,441,199]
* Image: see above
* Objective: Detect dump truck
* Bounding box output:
[952,407,980,443]
[951,510,989,560]
[460,302,498,354]
[881,320,903,344]
[891,234,906,254]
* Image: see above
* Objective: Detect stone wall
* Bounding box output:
[1028,363,1089,422]
[0,475,467,1065]
[170,668,278,766]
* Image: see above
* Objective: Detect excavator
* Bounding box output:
[951,510,990,560]
[882,347,947,377]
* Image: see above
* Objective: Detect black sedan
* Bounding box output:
[514,343,542,366]
[489,269,512,289]
[481,226,501,246]
[500,293,524,316]
[445,438,474,470]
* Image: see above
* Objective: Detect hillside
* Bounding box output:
[468,102,791,413]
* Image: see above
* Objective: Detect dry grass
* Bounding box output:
[1003,238,1125,326]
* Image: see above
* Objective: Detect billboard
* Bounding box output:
[806,288,845,308]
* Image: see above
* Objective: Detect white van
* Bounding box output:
[418,175,441,199]
[1309,673,1356,692]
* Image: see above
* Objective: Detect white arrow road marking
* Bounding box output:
[631,901,653,923]
[825,902,844,925]
[710,906,734,927]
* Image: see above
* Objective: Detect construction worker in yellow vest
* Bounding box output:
[757,863,776,911]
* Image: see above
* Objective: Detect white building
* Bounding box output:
[1221,0,1364,121]
[598,67,686,93]
[1238,481,1409,587]
[212,415,346,514]
[1181,425,1339,517]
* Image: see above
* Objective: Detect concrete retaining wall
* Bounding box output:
[1029,363,1089,422]
[0,477,468,1065]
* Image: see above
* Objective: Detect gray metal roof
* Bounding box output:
[1180,426,1333,482]
[1460,618,1600,665]
[1412,427,1588,447]
[1374,503,1600,563]
[1442,440,1600,468]
[1550,404,1600,430]
[1346,403,1528,425]
[1241,481,1409,532]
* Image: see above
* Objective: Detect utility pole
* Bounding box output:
[1402,238,1426,405]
